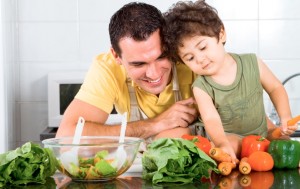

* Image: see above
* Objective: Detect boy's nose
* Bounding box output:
[196,54,205,64]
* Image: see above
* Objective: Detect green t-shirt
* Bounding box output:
[192,53,267,137]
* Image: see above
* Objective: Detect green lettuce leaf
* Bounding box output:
[142,138,219,184]
[95,159,117,176]
[0,142,57,187]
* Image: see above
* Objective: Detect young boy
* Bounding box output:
[164,0,297,161]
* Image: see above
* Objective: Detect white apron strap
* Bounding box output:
[172,63,182,102]
[172,63,205,136]
[126,78,148,122]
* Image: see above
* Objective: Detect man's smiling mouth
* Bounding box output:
[143,76,162,83]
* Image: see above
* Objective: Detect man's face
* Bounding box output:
[112,30,172,95]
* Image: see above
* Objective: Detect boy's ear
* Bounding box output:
[110,47,122,65]
[219,28,227,44]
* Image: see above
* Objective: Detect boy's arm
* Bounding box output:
[258,57,295,135]
[193,87,237,161]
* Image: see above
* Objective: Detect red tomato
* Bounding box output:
[247,151,274,171]
[181,134,195,140]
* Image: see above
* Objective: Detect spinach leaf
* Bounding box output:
[142,138,219,184]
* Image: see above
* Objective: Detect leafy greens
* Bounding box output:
[0,142,57,187]
[142,138,219,184]
[58,150,118,180]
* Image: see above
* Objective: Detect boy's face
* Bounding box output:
[111,30,172,95]
[178,30,227,76]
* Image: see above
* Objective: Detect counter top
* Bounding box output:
[9,168,299,189]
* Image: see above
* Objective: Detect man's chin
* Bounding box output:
[142,85,165,95]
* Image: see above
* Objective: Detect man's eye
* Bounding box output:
[130,62,145,67]
[133,63,144,67]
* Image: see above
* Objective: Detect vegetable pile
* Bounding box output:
[240,136,300,171]
[209,147,252,175]
[59,150,119,180]
[0,142,57,187]
[240,135,274,172]
[142,138,219,184]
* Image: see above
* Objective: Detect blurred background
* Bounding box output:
[0,0,299,151]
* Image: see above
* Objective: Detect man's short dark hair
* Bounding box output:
[109,2,165,57]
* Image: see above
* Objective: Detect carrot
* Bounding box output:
[218,177,233,189]
[239,157,251,175]
[271,128,282,139]
[271,115,300,138]
[85,166,98,180]
[218,162,236,176]
[94,157,101,164]
[209,148,232,162]
[287,115,300,125]
[239,174,251,187]
[105,159,115,164]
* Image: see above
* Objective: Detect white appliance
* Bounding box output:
[47,71,123,128]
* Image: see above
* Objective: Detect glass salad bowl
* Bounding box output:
[42,136,143,181]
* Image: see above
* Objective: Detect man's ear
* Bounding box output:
[110,47,122,65]
[219,28,227,44]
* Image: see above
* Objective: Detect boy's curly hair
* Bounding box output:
[164,0,224,63]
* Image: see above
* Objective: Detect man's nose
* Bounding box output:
[146,62,160,78]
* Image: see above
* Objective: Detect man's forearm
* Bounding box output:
[81,119,159,139]
[57,115,176,139]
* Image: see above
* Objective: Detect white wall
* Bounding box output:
[8,0,300,147]
[0,0,17,152]
[0,1,7,153]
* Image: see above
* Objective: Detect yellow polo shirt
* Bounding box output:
[76,52,195,120]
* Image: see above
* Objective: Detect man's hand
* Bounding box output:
[152,97,198,131]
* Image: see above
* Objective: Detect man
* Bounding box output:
[56,2,198,139]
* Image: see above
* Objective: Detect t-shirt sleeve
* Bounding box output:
[75,53,122,114]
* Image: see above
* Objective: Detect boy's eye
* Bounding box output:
[186,56,194,62]
[199,46,206,51]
